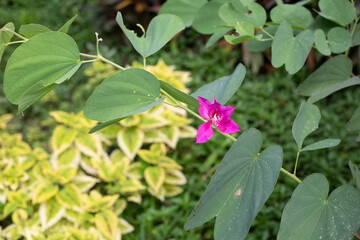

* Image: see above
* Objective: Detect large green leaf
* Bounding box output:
[270,4,313,28]
[19,24,51,38]
[116,12,185,58]
[3,31,81,104]
[301,139,341,152]
[159,80,199,108]
[191,63,246,105]
[297,55,354,103]
[292,101,321,150]
[271,22,314,74]
[347,107,360,131]
[192,0,227,34]
[277,173,360,240]
[159,0,207,27]
[349,161,360,190]
[327,27,352,54]
[219,0,266,28]
[184,128,283,240]
[318,0,356,26]
[84,68,165,122]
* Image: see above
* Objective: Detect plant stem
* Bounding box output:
[2,27,28,41]
[80,53,98,58]
[82,59,98,64]
[5,40,26,46]
[160,88,302,183]
[143,57,146,68]
[293,151,300,175]
[98,56,125,70]
[261,27,274,39]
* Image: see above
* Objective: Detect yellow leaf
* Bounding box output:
[138,149,160,164]
[55,184,82,209]
[127,193,142,204]
[119,179,145,193]
[137,114,169,130]
[94,210,118,239]
[164,184,183,197]
[51,125,77,151]
[55,147,81,167]
[118,218,135,234]
[55,166,78,184]
[71,174,99,193]
[114,199,127,215]
[144,166,165,192]
[39,198,65,231]
[159,156,183,170]
[161,125,180,148]
[143,130,167,143]
[164,168,187,185]
[11,209,28,225]
[117,127,144,160]
[75,132,102,158]
[50,111,75,126]
[126,162,143,179]
[33,181,59,203]
[119,115,140,127]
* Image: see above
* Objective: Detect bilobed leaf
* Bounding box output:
[292,101,321,150]
[19,24,51,38]
[33,181,59,203]
[313,29,331,56]
[39,198,66,231]
[117,127,144,160]
[301,139,341,152]
[277,173,360,240]
[159,0,207,27]
[270,4,313,28]
[4,31,81,104]
[144,166,166,192]
[84,68,165,122]
[184,128,283,240]
[116,12,185,58]
[56,184,82,209]
[0,22,15,44]
[271,22,314,74]
[192,0,227,34]
[191,63,246,105]
[318,0,356,26]
[95,210,119,239]
[159,80,199,108]
[347,107,360,131]
[58,15,77,33]
[349,161,360,190]
[327,27,352,54]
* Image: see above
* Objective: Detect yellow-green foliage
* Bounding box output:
[0,60,196,239]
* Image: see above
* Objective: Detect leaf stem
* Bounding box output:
[281,168,302,183]
[5,40,26,46]
[143,57,146,68]
[2,27,28,41]
[293,151,301,175]
[260,27,274,39]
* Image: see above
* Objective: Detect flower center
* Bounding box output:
[212,113,220,126]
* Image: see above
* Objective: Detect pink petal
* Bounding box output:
[217,119,241,134]
[196,121,214,143]
[214,102,235,122]
[198,96,212,120]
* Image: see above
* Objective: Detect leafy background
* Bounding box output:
[0,0,359,239]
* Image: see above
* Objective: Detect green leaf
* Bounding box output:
[84,68,165,122]
[39,198,65,231]
[33,181,59,203]
[327,27,352,54]
[297,55,353,101]
[224,22,257,44]
[18,24,52,38]
[51,125,78,151]
[219,1,266,28]
[271,22,314,74]
[117,127,144,160]
[277,173,360,240]
[144,166,166,192]
[318,0,356,26]
[270,4,313,28]
[118,218,135,234]
[159,0,207,27]
[88,118,124,134]
[184,128,283,240]
[192,0,227,34]
[347,107,360,131]
[191,63,246,105]
[349,161,360,190]
[0,43,5,63]
[4,31,81,104]
[292,101,321,150]
[0,22,15,44]
[159,80,199,108]
[246,26,277,52]
[58,15,77,33]
[164,168,187,185]
[301,139,341,152]
[205,28,231,48]
[313,29,331,56]
[94,210,119,239]
[56,184,82,209]
[116,12,185,58]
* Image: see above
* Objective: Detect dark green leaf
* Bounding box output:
[278,173,360,240]
[19,24,52,38]
[347,107,360,131]
[192,0,227,34]
[58,15,77,33]
[191,63,246,105]
[159,80,199,108]
[84,68,165,121]
[270,4,313,28]
[349,161,360,190]
[301,139,341,152]
[184,128,283,240]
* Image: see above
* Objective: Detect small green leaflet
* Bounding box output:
[191,63,246,105]
[116,12,185,58]
[184,128,283,240]
[327,27,352,54]
[84,68,165,122]
[0,22,15,44]
[58,15,77,33]
[314,29,331,56]
[301,139,340,152]
[292,101,321,150]
[318,0,356,26]
[270,4,313,28]
[277,173,360,240]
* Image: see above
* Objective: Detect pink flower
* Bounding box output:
[196,96,240,143]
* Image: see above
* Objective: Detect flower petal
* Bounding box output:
[217,119,240,134]
[198,96,212,120]
[196,121,213,143]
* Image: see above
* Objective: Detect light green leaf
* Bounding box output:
[33,181,59,203]
[270,4,313,28]
[318,0,356,26]
[0,22,15,44]
[58,15,77,33]
[219,1,266,28]
[39,198,65,231]
[184,128,283,240]
[4,31,80,104]
[159,80,199,108]
[159,0,207,27]
[51,125,77,151]
[145,166,166,192]
[292,101,321,150]
[0,43,5,63]
[56,184,82,209]
[118,218,135,234]
[84,68,165,122]
[297,55,353,102]
[313,29,331,56]
[19,24,51,38]
[205,28,231,48]
[117,127,144,160]
[301,139,341,152]
[95,210,119,239]
[327,27,352,54]
[271,22,314,74]
[224,22,257,44]
[349,161,360,190]
[246,26,277,52]
[277,173,360,240]
[116,12,185,58]
[88,118,124,134]
[192,0,227,34]
[347,107,360,131]
[191,63,246,105]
